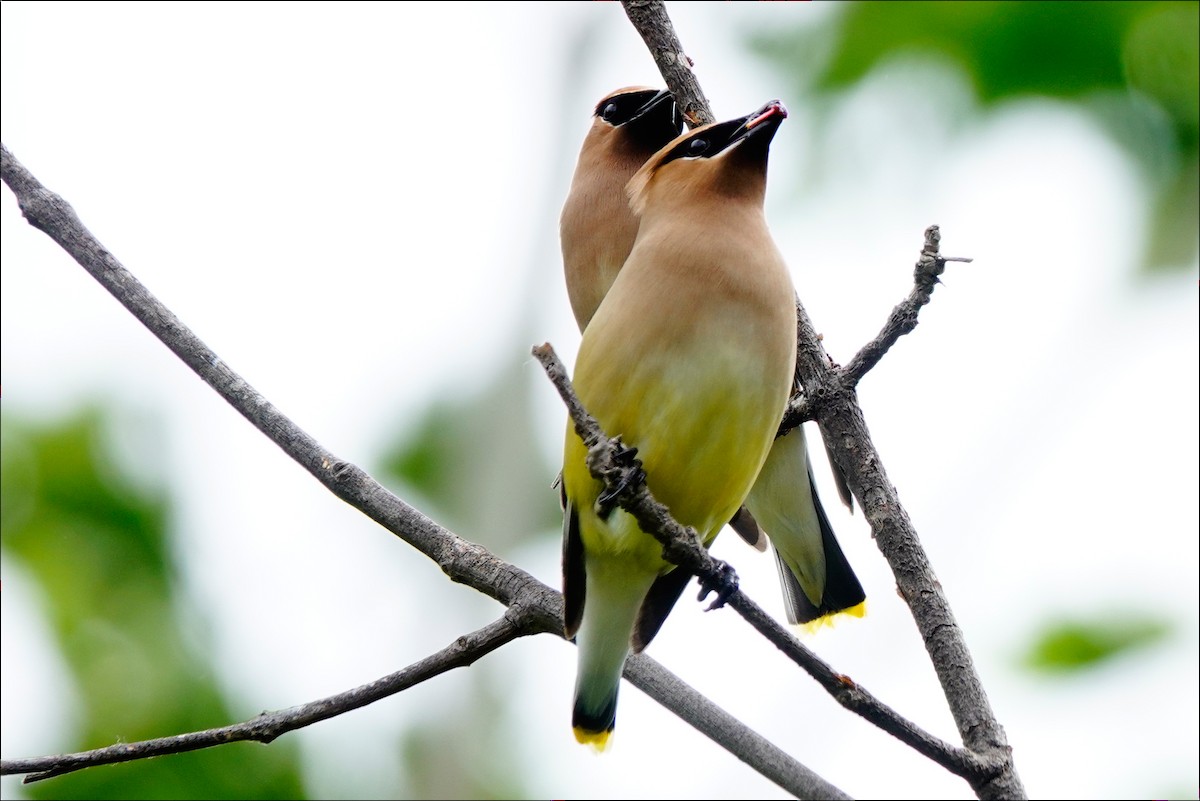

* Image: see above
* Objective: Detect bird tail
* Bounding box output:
[745,425,866,626]
[776,458,866,626]
[775,478,866,626]
[571,563,657,750]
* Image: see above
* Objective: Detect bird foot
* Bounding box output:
[697,561,739,611]
[594,439,645,519]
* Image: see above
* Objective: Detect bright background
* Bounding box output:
[2,2,1197,799]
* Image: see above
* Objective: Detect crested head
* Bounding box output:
[627,99,788,217]
[588,86,683,151]
[595,85,659,111]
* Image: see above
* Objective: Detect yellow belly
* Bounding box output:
[563,325,788,571]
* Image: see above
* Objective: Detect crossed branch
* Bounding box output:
[0,2,1024,799]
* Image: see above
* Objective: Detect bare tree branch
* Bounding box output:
[621,0,715,128]
[624,654,853,801]
[5,608,845,798]
[841,225,974,386]
[2,616,528,783]
[0,141,558,634]
[0,141,838,801]
[793,295,1024,800]
[778,226,973,436]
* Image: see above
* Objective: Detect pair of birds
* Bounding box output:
[557,86,867,749]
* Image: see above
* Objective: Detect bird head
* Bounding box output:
[627,99,788,216]
[588,86,683,152]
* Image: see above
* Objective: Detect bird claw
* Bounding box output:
[697,561,739,611]
[611,440,640,466]
[595,439,645,519]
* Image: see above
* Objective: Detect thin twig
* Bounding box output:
[532,343,729,592]
[778,226,973,436]
[841,225,973,386]
[1,141,837,801]
[2,616,527,783]
[532,343,990,782]
[7,613,840,796]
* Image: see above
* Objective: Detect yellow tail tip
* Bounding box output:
[799,600,867,634]
[573,726,612,752]
[843,600,867,619]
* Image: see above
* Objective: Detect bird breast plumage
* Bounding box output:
[566,206,797,569]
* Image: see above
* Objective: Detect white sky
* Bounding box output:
[2,2,1198,800]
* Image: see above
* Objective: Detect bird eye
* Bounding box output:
[687,138,709,156]
[601,102,619,122]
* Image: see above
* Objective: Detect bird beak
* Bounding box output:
[729,100,789,143]
[626,88,675,125]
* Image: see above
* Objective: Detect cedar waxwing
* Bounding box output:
[560,86,683,331]
[561,86,766,555]
[561,101,799,748]
[561,89,865,632]
[744,419,866,625]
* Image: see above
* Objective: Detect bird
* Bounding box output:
[560,89,866,635]
[560,85,683,331]
[560,100,800,748]
[560,86,770,561]
[744,414,867,627]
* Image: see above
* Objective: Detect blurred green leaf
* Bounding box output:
[791,2,1146,101]
[379,360,561,552]
[377,361,553,801]
[749,0,1200,272]
[1123,4,1200,142]
[397,680,526,801]
[1022,614,1173,673]
[1,407,307,800]
[386,403,465,505]
[1156,783,1199,801]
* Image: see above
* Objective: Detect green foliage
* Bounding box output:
[374,361,554,800]
[379,360,561,552]
[1,408,307,800]
[785,2,1151,101]
[750,0,1200,271]
[1022,614,1173,673]
[397,683,527,801]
